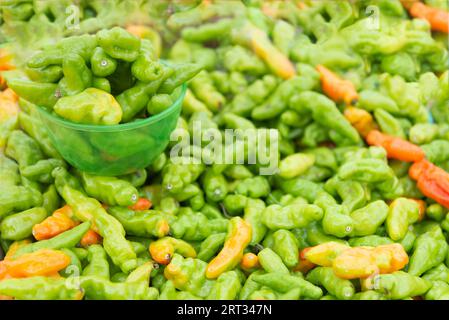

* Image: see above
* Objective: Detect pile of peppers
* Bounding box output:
[0,0,448,300]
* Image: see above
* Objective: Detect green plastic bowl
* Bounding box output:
[37,84,186,176]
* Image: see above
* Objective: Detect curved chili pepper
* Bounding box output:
[408,1,449,33]
[316,65,358,106]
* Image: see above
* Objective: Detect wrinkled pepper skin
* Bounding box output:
[79,171,139,207]
[306,267,355,300]
[261,204,323,230]
[60,186,137,273]
[97,27,141,62]
[107,207,169,238]
[0,207,47,241]
[386,198,420,241]
[207,271,242,300]
[149,236,196,265]
[362,271,431,300]
[0,276,84,300]
[82,244,110,279]
[408,226,448,276]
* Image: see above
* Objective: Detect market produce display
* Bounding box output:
[0,0,448,300]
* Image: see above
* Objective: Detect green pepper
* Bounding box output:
[324,177,367,212]
[243,198,267,245]
[60,248,83,278]
[18,106,61,159]
[164,253,215,298]
[21,159,66,184]
[278,153,315,179]
[252,272,323,300]
[159,62,203,94]
[0,185,42,218]
[0,207,47,240]
[322,204,354,238]
[54,88,122,125]
[207,271,242,300]
[60,186,137,273]
[0,153,20,188]
[365,271,431,300]
[0,276,84,300]
[422,264,449,283]
[386,198,420,241]
[171,209,228,241]
[40,184,60,215]
[82,244,110,279]
[131,40,162,82]
[306,267,355,300]
[306,222,349,246]
[425,280,449,300]
[197,233,226,262]
[350,200,389,237]
[201,169,228,202]
[408,226,448,276]
[5,130,43,169]
[271,229,299,268]
[262,204,323,230]
[352,291,387,300]
[25,65,63,83]
[358,91,399,115]
[80,276,158,300]
[13,222,91,258]
[374,109,406,139]
[421,140,449,164]
[92,77,111,93]
[90,47,118,77]
[79,171,138,207]
[147,94,173,115]
[162,158,205,194]
[348,235,393,247]
[258,248,289,274]
[59,53,93,96]
[235,176,271,198]
[426,204,447,222]
[189,70,226,113]
[97,27,141,62]
[5,79,59,110]
[290,91,361,144]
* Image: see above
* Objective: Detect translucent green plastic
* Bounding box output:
[37,84,186,176]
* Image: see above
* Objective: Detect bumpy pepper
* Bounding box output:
[344,107,378,138]
[54,88,123,125]
[290,91,361,144]
[0,185,42,218]
[306,267,355,300]
[90,47,117,77]
[189,70,226,113]
[386,198,420,241]
[162,158,205,194]
[82,244,110,279]
[79,171,139,207]
[257,247,289,274]
[5,79,59,109]
[362,271,431,300]
[60,186,137,273]
[235,176,271,198]
[206,217,251,279]
[164,253,215,298]
[425,281,449,300]
[207,271,242,300]
[197,233,227,262]
[5,130,43,169]
[373,109,406,139]
[408,226,448,276]
[97,27,141,62]
[0,207,47,241]
[59,53,93,96]
[261,204,323,230]
[170,209,228,241]
[278,153,315,179]
[79,276,158,300]
[252,272,323,300]
[301,242,350,267]
[21,159,66,184]
[350,200,389,237]
[271,229,299,268]
[0,276,84,300]
[149,237,196,265]
[243,198,267,245]
[159,62,202,94]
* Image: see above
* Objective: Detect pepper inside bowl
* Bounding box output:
[36,84,186,176]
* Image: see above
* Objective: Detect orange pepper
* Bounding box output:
[240,252,260,271]
[316,65,359,106]
[32,206,78,241]
[150,237,196,265]
[372,244,409,274]
[206,217,251,279]
[366,130,425,162]
[344,107,378,138]
[80,229,102,248]
[409,159,449,208]
[301,242,350,267]
[0,249,70,280]
[4,240,32,261]
[128,197,152,211]
[408,1,449,33]
[293,255,316,274]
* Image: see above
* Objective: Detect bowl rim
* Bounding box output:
[36,83,187,132]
